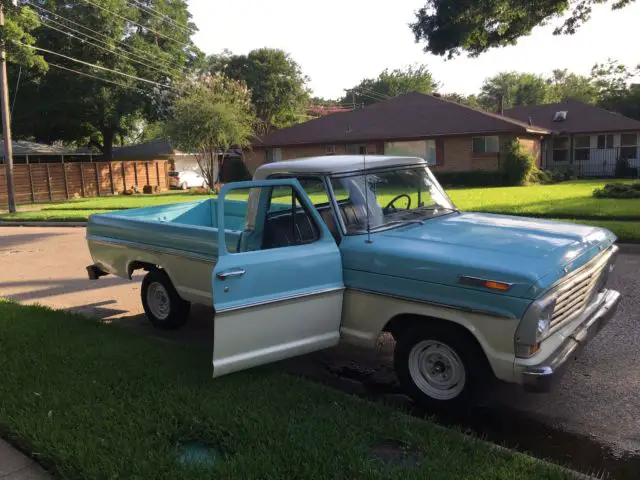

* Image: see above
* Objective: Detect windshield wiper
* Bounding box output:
[368,219,424,232]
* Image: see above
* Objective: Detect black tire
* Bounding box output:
[394,323,492,411]
[141,269,191,330]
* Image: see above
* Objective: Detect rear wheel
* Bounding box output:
[141,269,190,330]
[394,323,491,411]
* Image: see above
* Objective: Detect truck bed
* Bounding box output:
[86,197,248,305]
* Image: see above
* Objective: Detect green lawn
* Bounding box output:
[451,180,640,220]
[0,300,566,480]
[1,179,639,241]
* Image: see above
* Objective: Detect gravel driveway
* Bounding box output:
[1,226,638,467]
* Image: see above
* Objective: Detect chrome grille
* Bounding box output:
[550,256,612,330]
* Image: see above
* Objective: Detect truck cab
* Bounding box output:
[87,155,621,410]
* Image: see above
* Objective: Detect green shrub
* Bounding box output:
[434,171,505,187]
[502,139,537,186]
[534,169,554,184]
[593,183,640,199]
[548,165,577,182]
[614,157,638,178]
[224,157,252,182]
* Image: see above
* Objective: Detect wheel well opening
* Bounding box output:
[382,313,495,377]
[127,261,158,279]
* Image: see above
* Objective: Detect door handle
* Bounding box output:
[216,268,246,280]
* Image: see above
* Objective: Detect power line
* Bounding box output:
[356,91,388,104]
[26,2,184,71]
[48,62,148,94]
[14,41,175,90]
[127,0,194,34]
[11,65,21,116]
[37,12,182,75]
[39,18,180,78]
[357,86,392,100]
[79,0,187,46]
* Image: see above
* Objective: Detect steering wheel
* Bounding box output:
[383,194,412,214]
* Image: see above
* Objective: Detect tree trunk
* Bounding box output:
[101,127,115,161]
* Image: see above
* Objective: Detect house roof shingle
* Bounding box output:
[504,100,640,134]
[0,140,85,156]
[255,92,549,148]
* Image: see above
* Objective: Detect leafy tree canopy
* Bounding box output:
[476,69,599,110]
[207,48,310,135]
[343,64,438,106]
[411,0,636,58]
[4,1,47,71]
[167,74,255,187]
[478,72,549,111]
[592,59,640,120]
[9,0,202,159]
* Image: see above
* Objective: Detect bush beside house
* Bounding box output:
[593,183,640,198]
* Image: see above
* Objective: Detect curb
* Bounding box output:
[618,243,640,255]
[0,221,87,227]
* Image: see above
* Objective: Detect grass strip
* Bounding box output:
[0,300,567,479]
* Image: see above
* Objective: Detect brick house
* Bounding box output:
[504,100,640,176]
[245,92,549,173]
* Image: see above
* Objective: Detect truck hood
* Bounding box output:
[341,212,616,301]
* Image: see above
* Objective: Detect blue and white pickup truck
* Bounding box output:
[86,155,621,409]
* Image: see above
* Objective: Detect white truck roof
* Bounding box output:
[253,155,427,179]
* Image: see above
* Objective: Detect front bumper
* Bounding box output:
[521,289,621,393]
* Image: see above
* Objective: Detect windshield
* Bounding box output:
[329,166,457,234]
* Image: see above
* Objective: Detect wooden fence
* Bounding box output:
[0,160,169,206]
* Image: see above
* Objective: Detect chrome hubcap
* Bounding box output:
[408,340,466,400]
[147,282,171,320]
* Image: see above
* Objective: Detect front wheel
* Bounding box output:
[141,269,191,330]
[394,324,491,411]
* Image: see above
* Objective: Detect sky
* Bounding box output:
[187,0,640,100]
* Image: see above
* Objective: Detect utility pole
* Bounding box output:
[0,0,16,213]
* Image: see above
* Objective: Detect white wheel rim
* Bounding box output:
[147,282,171,320]
[408,340,466,401]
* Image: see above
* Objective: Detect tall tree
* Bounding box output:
[343,64,438,106]
[478,72,549,111]
[411,0,636,58]
[592,59,640,120]
[167,74,255,188]
[207,48,310,136]
[545,69,598,103]
[4,1,47,70]
[9,0,202,159]
[440,92,481,109]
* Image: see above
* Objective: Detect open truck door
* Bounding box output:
[212,179,344,377]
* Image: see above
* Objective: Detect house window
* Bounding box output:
[346,144,368,155]
[597,134,614,149]
[324,144,337,155]
[383,140,437,163]
[472,136,499,154]
[574,135,591,161]
[620,133,638,159]
[265,148,282,163]
[552,136,569,162]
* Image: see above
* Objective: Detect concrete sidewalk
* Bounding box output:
[0,440,49,479]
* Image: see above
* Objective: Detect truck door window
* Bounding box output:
[233,186,320,253]
[269,176,342,242]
